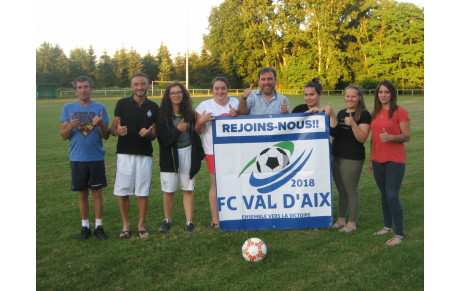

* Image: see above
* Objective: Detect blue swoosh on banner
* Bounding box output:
[249,149,306,187]
[255,148,313,194]
[253,149,313,194]
[257,149,313,194]
[249,149,313,194]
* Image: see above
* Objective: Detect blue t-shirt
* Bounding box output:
[61,101,109,162]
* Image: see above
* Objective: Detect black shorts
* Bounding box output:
[70,161,107,191]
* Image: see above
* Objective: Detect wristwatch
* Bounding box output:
[241,96,247,100]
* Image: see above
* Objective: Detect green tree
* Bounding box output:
[36,42,70,87]
[113,48,130,87]
[172,53,186,82]
[95,50,115,88]
[195,49,220,88]
[187,52,201,87]
[219,52,243,89]
[293,0,364,89]
[353,0,424,88]
[69,46,97,81]
[142,52,160,84]
[204,0,253,84]
[126,48,144,80]
[157,43,174,82]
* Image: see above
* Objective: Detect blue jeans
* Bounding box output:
[372,161,405,236]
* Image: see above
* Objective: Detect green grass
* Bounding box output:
[36,94,423,290]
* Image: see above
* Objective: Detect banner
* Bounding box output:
[212,113,333,231]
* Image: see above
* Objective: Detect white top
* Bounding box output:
[195,97,239,154]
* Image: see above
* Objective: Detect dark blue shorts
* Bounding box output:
[70,161,107,191]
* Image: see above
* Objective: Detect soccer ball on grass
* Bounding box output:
[241,238,267,262]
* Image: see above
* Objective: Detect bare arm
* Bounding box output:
[139,124,156,141]
[369,136,373,173]
[344,112,370,143]
[92,111,110,140]
[325,103,338,128]
[60,114,79,140]
[60,122,74,140]
[99,123,110,140]
[379,121,410,143]
[350,123,370,144]
[110,116,127,136]
[194,111,214,135]
[237,84,253,115]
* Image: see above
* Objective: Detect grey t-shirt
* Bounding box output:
[173,115,191,148]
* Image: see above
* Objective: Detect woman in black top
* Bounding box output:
[326,85,371,232]
[156,82,204,233]
[292,78,325,113]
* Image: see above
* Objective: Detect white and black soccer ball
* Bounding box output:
[256,147,290,173]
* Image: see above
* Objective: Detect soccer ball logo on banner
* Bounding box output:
[238,141,314,194]
[256,147,290,173]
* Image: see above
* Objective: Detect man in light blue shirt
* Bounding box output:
[237,67,290,115]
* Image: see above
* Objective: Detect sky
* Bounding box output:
[36,0,227,58]
[35,0,425,59]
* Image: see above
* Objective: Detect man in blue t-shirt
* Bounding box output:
[60,76,110,241]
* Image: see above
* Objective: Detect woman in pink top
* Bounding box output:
[369,80,410,246]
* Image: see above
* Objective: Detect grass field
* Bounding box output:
[36,94,424,290]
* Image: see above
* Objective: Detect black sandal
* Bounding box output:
[119,230,131,238]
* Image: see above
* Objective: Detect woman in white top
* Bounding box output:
[194,77,239,228]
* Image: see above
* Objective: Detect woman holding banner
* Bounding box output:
[369,80,410,246]
[326,85,371,233]
[156,83,204,233]
[293,78,326,231]
[292,78,325,113]
[194,77,239,228]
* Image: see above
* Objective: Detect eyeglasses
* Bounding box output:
[169,91,183,96]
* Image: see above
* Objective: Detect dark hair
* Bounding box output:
[372,80,398,119]
[345,85,367,122]
[73,76,93,89]
[131,73,149,83]
[304,77,323,95]
[211,76,230,90]
[258,67,277,79]
[160,82,195,123]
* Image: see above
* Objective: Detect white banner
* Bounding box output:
[212,113,333,230]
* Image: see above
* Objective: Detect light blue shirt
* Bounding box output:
[61,101,109,161]
[246,89,290,115]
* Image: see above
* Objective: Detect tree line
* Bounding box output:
[36,42,218,89]
[36,0,423,90]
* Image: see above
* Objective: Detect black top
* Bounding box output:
[114,96,159,156]
[292,104,309,113]
[330,109,371,160]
